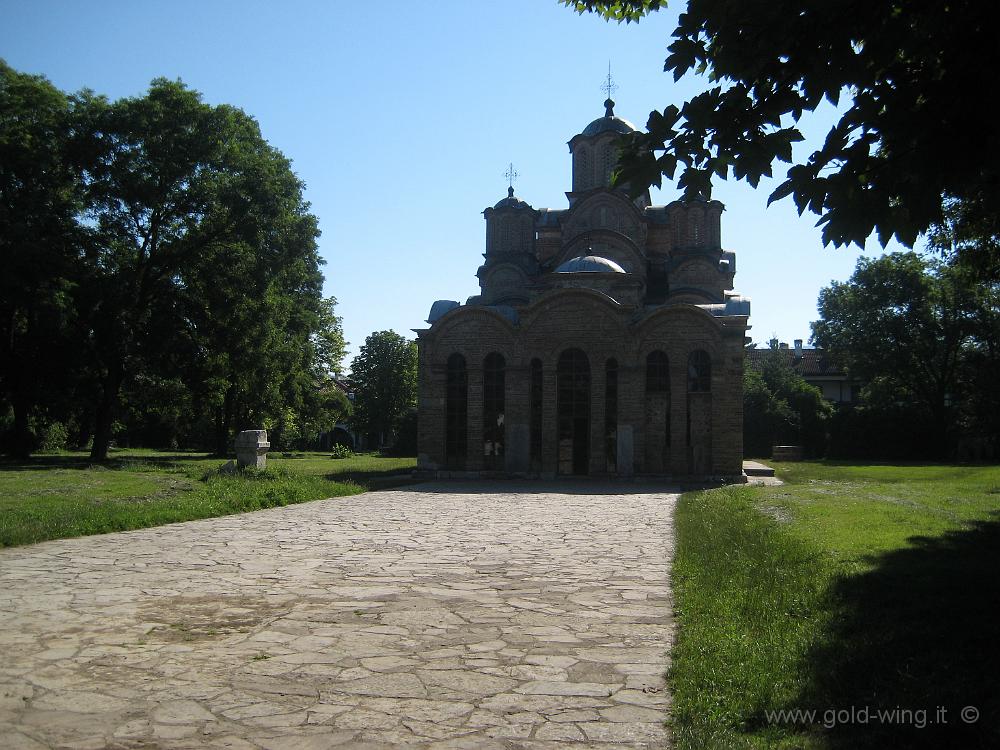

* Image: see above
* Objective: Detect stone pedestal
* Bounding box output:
[235,430,270,469]
[771,445,803,462]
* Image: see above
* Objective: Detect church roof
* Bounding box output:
[555,255,626,274]
[580,98,637,138]
[491,186,533,210]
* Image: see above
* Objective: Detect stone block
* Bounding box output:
[771,445,802,461]
[235,429,270,469]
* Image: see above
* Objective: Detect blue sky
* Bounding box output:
[1,0,905,367]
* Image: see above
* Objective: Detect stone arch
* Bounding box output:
[521,289,628,360]
[672,256,720,290]
[634,303,723,343]
[429,306,517,353]
[563,191,647,245]
[483,263,528,295]
[554,229,645,274]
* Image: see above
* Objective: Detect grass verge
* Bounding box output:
[669,462,1000,749]
[0,450,415,547]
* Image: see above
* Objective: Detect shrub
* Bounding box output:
[330,444,352,459]
[39,421,69,452]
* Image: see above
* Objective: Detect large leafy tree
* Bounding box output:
[171,179,329,455]
[565,1,998,250]
[811,252,983,455]
[744,341,831,457]
[349,331,417,448]
[76,78,324,460]
[0,61,86,457]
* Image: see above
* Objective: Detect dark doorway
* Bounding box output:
[482,352,506,470]
[529,358,543,472]
[445,353,467,468]
[605,358,618,473]
[557,348,590,475]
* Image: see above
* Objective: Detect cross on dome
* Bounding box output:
[601,61,618,116]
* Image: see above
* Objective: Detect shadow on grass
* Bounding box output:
[0,453,211,472]
[783,516,1000,748]
[324,466,419,489]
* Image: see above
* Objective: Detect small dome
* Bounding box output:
[427,300,459,324]
[493,185,532,210]
[581,98,637,137]
[555,255,626,274]
[582,116,637,137]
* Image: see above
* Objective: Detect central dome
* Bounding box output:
[582,115,637,137]
[581,97,637,137]
[555,255,626,274]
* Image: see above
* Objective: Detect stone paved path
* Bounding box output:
[0,482,677,749]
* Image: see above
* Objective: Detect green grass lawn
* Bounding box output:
[670,461,1000,750]
[0,449,416,548]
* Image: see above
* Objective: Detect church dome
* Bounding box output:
[580,98,637,137]
[555,255,626,274]
[493,186,532,210]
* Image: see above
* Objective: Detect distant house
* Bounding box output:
[746,340,862,404]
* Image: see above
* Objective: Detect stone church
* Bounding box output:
[415,98,749,481]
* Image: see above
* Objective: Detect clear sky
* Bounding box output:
[1,0,906,368]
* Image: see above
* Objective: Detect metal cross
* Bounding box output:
[504,162,519,189]
[601,62,618,100]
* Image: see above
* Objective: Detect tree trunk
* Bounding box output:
[213,387,235,457]
[90,366,124,461]
[10,398,33,460]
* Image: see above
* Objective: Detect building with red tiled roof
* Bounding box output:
[746,340,862,404]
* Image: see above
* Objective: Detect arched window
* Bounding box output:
[445,353,467,469]
[529,358,543,471]
[500,217,511,251]
[646,351,670,393]
[601,144,616,185]
[686,350,713,472]
[645,350,671,472]
[577,147,592,190]
[605,358,618,473]
[483,353,505,469]
[557,349,591,475]
[688,350,711,392]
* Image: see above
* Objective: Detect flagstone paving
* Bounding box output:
[0,482,677,749]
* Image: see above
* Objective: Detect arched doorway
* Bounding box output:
[483,352,506,470]
[557,348,590,475]
[445,353,468,469]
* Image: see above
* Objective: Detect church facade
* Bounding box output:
[415,99,750,481]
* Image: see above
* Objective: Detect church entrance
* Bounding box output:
[557,348,590,475]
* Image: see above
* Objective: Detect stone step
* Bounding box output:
[742,460,776,477]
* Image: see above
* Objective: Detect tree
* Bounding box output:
[744,341,831,457]
[76,78,323,460]
[0,61,86,457]
[565,1,999,251]
[349,331,417,448]
[928,205,1000,453]
[312,296,348,379]
[812,252,978,456]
